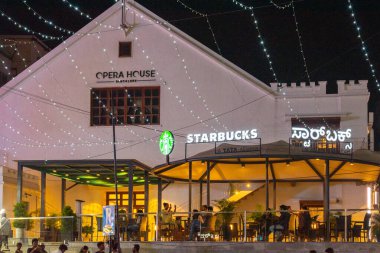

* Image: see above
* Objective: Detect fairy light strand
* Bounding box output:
[60,0,92,20]
[347,0,380,88]
[22,0,75,35]
[0,9,64,40]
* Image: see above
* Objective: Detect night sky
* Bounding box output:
[1,0,379,110]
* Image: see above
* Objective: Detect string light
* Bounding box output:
[60,0,92,20]
[347,0,380,88]
[22,0,74,35]
[270,0,293,9]
[290,1,332,130]
[0,9,64,40]
[229,0,310,129]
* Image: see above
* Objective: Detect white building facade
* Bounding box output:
[0,1,374,230]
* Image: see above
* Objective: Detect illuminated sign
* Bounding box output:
[291,126,352,150]
[187,129,258,144]
[159,130,174,155]
[95,70,156,83]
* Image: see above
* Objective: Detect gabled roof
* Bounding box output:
[0,0,276,99]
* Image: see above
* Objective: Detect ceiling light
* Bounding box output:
[53,170,57,173]
[86,170,90,173]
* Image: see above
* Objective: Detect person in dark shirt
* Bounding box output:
[132,244,139,253]
[298,206,312,241]
[15,242,23,253]
[27,239,41,253]
[95,242,105,253]
[189,209,203,240]
[325,248,334,253]
[40,243,48,253]
[269,205,291,241]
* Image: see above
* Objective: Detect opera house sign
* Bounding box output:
[291,126,353,150]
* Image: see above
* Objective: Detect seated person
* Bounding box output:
[298,205,312,241]
[200,205,211,229]
[269,205,291,241]
[258,208,274,240]
[189,209,204,241]
[127,210,144,240]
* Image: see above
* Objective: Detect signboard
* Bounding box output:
[159,130,174,155]
[102,205,115,236]
[291,126,353,151]
[95,69,156,83]
[186,129,258,144]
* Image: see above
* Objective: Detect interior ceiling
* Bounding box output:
[157,158,380,183]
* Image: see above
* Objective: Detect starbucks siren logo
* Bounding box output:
[159,130,174,155]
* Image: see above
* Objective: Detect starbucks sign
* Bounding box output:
[159,130,174,155]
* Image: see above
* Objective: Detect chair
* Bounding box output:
[331,215,351,242]
[352,213,370,242]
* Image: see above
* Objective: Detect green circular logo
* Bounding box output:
[159,130,174,155]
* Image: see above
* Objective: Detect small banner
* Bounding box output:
[102,205,115,235]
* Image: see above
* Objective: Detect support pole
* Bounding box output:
[324,159,330,241]
[265,158,269,210]
[188,162,192,218]
[17,163,23,203]
[206,161,210,206]
[144,171,149,213]
[128,166,134,215]
[40,171,46,237]
[199,182,203,208]
[157,178,162,241]
[144,171,149,241]
[61,179,66,212]
[273,181,277,210]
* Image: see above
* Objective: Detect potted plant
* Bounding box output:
[82,225,94,241]
[370,213,380,242]
[61,206,77,241]
[214,198,236,241]
[13,202,29,240]
[249,204,265,222]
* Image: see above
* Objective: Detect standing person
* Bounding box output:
[15,242,23,253]
[79,246,89,253]
[298,206,312,242]
[161,203,176,224]
[189,209,204,241]
[52,244,67,253]
[95,242,105,253]
[132,244,139,253]
[40,244,48,253]
[0,211,11,250]
[27,239,42,253]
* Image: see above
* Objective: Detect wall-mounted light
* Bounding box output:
[286,161,290,167]
[242,163,245,168]
[201,161,205,165]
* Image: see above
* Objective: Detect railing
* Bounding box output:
[5,209,379,243]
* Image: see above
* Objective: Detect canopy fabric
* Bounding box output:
[17,159,165,187]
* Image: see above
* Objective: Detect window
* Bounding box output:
[106,191,145,213]
[91,87,160,126]
[119,42,132,57]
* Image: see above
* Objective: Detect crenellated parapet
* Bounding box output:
[337,80,368,95]
[269,81,327,95]
[269,80,368,96]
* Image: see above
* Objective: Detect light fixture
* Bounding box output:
[53,170,57,173]
[86,169,90,173]
[242,163,245,168]
[96,174,100,176]
[286,161,290,166]
[76,177,80,180]
[121,169,125,172]
[246,183,251,188]
[65,174,69,177]
[350,162,354,166]
[107,177,110,180]
[201,161,205,165]
[316,158,320,161]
